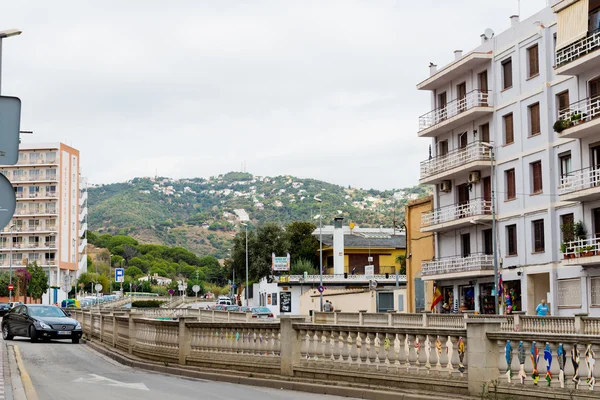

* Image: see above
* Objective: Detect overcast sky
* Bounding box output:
[1,0,548,190]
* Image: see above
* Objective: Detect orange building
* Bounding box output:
[406,195,434,312]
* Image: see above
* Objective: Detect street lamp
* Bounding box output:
[0,29,22,94]
[240,222,249,307]
[314,196,323,312]
[8,223,14,302]
[481,142,499,314]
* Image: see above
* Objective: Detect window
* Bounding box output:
[505,168,516,200]
[457,82,467,113]
[533,219,545,253]
[557,278,581,307]
[527,45,539,78]
[557,91,570,115]
[438,140,448,157]
[560,213,574,243]
[507,224,517,256]
[480,123,490,143]
[591,277,600,307]
[559,152,572,182]
[459,132,468,149]
[531,161,543,194]
[502,58,513,89]
[461,233,471,258]
[529,103,540,136]
[483,229,493,255]
[504,113,514,145]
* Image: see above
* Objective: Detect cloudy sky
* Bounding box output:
[1,0,548,190]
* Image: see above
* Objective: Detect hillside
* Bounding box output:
[88,172,431,258]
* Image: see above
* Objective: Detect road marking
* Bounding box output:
[73,374,149,391]
[13,345,39,400]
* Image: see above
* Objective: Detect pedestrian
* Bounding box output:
[323,300,332,312]
[536,299,549,316]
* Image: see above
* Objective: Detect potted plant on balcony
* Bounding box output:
[553,119,571,133]
[570,113,583,125]
[574,220,587,240]
[582,245,596,257]
[560,221,576,258]
[560,242,569,259]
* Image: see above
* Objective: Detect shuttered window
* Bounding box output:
[504,113,514,145]
[507,225,517,256]
[480,123,490,143]
[528,45,539,78]
[557,91,570,114]
[506,169,516,200]
[502,58,513,89]
[556,0,589,50]
[529,103,540,136]
[531,161,543,194]
[533,219,545,253]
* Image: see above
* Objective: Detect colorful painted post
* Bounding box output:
[572,343,581,389]
[424,335,432,369]
[530,341,540,385]
[435,336,442,369]
[457,337,465,373]
[585,344,595,391]
[543,342,552,386]
[505,340,513,383]
[558,343,565,389]
[518,341,526,384]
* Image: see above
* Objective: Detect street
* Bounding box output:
[10,339,357,400]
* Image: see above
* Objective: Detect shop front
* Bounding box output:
[433,277,495,314]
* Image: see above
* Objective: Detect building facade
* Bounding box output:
[406,196,434,313]
[417,1,600,316]
[0,143,87,304]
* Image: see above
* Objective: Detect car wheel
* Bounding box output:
[29,325,38,343]
[2,324,13,340]
[72,338,80,344]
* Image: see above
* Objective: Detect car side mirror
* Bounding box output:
[66,312,71,316]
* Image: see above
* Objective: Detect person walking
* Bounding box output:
[323,300,333,312]
[536,299,549,316]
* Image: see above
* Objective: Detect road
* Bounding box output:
[11,338,357,400]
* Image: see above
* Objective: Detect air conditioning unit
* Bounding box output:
[440,180,452,192]
[468,171,481,184]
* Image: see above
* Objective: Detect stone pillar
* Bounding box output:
[574,313,587,334]
[280,316,306,377]
[178,317,192,365]
[128,310,140,354]
[245,310,253,322]
[466,320,502,395]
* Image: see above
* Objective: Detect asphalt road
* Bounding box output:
[11,338,356,400]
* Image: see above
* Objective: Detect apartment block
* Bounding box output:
[0,143,87,304]
[417,1,600,316]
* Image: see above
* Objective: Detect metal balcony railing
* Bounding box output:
[418,90,491,132]
[420,141,491,180]
[421,198,492,227]
[422,253,494,276]
[556,28,600,68]
[557,95,600,129]
[562,235,600,258]
[558,166,600,195]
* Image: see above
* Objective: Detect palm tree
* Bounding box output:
[395,254,406,275]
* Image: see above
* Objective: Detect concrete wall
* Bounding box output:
[299,288,407,314]
[406,196,434,312]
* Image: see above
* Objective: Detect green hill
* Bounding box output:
[88,172,431,258]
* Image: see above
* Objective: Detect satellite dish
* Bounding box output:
[484,28,494,40]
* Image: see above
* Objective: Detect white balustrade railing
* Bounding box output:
[556,28,600,68]
[285,273,407,283]
[562,235,600,258]
[559,166,600,195]
[418,90,492,132]
[421,198,491,227]
[420,141,491,180]
[133,319,180,362]
[422,253,493,277]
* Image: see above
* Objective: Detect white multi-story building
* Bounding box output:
[416,1,600,316]
[0,143,87,304]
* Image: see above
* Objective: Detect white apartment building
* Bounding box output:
[0,143,88,304]
[417,0,600,316]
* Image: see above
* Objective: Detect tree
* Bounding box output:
[290,259,318,275]
[27,262,49,301]
[396,254,406,275]
[15,268,31,303]
[125,266,143,278]
[286,221,318,266]
[107,235,139,253]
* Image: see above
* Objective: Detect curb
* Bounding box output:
[84,341,471,400]
[12,346,37,400]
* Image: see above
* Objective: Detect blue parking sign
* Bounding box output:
[115,268,125,283]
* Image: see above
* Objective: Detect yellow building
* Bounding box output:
[406,196,434,313]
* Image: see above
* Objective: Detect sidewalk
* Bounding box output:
[0,336,12,400]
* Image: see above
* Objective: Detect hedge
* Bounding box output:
[131,300,165,308]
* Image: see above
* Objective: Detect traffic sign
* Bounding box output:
[8,284,13,291]
[192,285,200,293]
[95,284,103,292]
[168,289,174,295]
[115,268,125,283]
[0,174,16,231]
[0,96,22,165]
[318,285,325,293]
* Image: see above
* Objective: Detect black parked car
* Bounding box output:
[0,303,10,316]
[1,304,82,344]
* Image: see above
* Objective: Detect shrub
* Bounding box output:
[132,300,165,308]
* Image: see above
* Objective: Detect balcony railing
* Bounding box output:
[422,253,494,277]
[556,95,600,130]
[558,166,600,195]
[418,90,491,132]
[17,158,58,166]
[556,28,600,68]
[420,141,491,180]
[421,198,492,227]
[9,174,58,182]
[562,235,600,259]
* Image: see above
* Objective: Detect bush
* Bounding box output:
[132,300,165,308]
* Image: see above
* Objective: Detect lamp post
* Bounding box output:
[240,222,249,307]
[481,142,499,314]
[0,29,22,94]
[9,224,14,302]
[314,196,323,312]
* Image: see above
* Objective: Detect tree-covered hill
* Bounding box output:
[88,172,431,258]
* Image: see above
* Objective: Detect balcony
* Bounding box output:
[417,52,492,91]
[1,226,57,234]
[421,198,492,232]
[16,158,58,167]
[558,166,600,202]
[19,192,58,201]
[80,191,87,206]
[561,236,600,267]
[555,96,600,139]
[9,174,58,183]
[555,28,600,76]
[419,141,491,184]
[13,208,58,217]
[421,253,494,281]
[418,90,493,137]
[0,242,57,251]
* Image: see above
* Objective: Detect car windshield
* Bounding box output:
[28,306,67,318]
[252,307,271,313]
